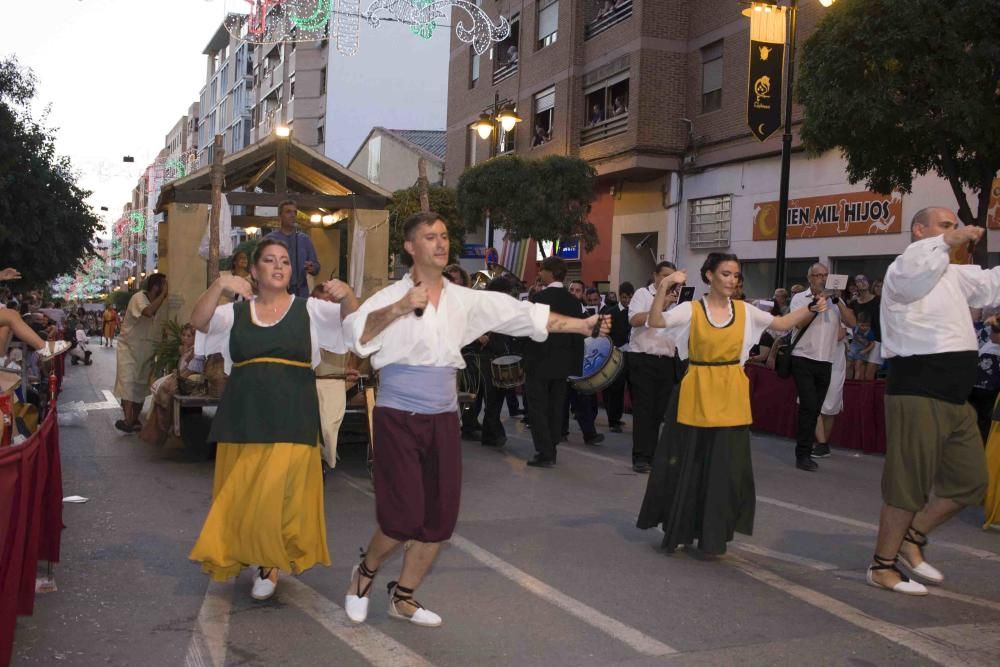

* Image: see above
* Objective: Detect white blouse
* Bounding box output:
[199,297,346,374]
[343,273,551,371]
[658,298,775,365]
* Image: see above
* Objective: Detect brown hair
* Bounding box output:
[402,211,444,241]
[277,199,297,214]
[252,238,289,265]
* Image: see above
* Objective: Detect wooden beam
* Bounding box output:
[275,136,289,193]
[170,190,388,209]
[208,135,225,285]
[247,159,276,189]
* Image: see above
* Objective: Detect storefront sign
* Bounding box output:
[985,178,1000,230]
[745,5,786,142]
[461,243,486,259]
[752,191,903,241]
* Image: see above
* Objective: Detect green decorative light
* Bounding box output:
[290,0,333,30]
[410,0,436,39]
[129,211,145,234]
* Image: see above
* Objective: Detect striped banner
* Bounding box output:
[499,237,532,279]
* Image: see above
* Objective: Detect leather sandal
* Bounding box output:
[898,526,943,584]
[344,551,378,623]
[866,553,927,596]
[387,581,442,627]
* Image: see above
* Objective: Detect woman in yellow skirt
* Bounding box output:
[188,239,358,599]
[982,397,1000,530]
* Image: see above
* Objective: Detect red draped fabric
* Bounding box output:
[0,407,63,666]
[745,365,887,454]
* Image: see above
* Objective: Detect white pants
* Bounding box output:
[821,343,847,416]
[316,378,346,468]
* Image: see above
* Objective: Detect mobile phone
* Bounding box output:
[677,286,696,304]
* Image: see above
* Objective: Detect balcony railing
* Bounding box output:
[585,0,633,41]
[492,61,518,85]
[580,113,628,145]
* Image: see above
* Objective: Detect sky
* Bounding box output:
[1,0,232,234]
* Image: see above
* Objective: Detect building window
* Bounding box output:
[466,132,479,167]
[289,74,295,100]
[537,0,558,49]
[492,16,519,84]
[581,73,628,144]
[320,67,327,95]
[688,195,732,249]
[498,108,517,154]
[701,40,723,113]
[586,0,633,40]
[470,46,480,87]
[317,125,325,145]
[220,64,229,93]
[532,87,555,147]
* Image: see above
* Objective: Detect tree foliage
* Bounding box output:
[0,57,101,286]
[387,183,464,265]
[456,155,598,256]
[798,0,1000,240]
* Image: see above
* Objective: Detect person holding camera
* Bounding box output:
[788,263,857,471]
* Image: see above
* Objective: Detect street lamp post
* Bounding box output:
[469,92,522,248]
[763,0,835,290]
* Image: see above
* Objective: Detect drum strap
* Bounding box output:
[689,359,740,366]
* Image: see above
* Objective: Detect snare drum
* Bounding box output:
[490,355,525,389]
[569,337,624,395]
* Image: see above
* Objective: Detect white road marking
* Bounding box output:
[338,474,678,658]
[836,570,1000,615]
[725,553,981,666]
[184,580,233,667]
[75,389,119,412]
[757,496,1000,561]
[730,542,839,571]
[281,577,436,667]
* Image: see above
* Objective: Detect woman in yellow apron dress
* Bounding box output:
[637,253,826,554]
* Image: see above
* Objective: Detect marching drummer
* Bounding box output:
[342,213,608,627]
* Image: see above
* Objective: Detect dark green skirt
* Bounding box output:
[636,390,756,555]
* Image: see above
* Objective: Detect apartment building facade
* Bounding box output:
[446,0,977,297]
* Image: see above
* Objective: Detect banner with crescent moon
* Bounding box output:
[752,191,903,241]
[746,5,786,142]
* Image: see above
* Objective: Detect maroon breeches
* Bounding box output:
[372,406,462,543]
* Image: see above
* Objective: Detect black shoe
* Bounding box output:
[482,437,507,448]
[610,425,623,433]
[632,461,652,474]
[461,429,482,441]
[584,433,605,446]
[796,456,819,472]
[812,443,831,458]
[526,454,556,468]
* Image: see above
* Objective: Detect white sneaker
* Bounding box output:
[251,568,277,601]
[898,554,944,584]
[387,582,442,627]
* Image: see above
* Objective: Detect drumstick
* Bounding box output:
[590,314,605,338]
[413,281,424,317]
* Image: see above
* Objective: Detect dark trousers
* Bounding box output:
[505,389,521,416]
[481,373,507,446]
[562,386,598,439]
[627,352,677,464]
[525,374,569,460]
[968,387,998,445]
[603,358,629,425]
[790,356,832,459]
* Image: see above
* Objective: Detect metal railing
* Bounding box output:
[585,0,633,40]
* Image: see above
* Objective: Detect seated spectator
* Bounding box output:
[140,323,196,446]
[970,315,1000,444]
[590,103,605,125]
[69,321,92,366]
[772,288,790,315]
[505,45,518,67]
[612,96,628,116]
[597,0,614,18]
[846,311,876,380]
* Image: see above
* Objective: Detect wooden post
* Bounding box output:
[417,158,431,213]
[207,134,225,285]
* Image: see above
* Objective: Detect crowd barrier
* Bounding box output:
[746,364,887,454]
[0,399,64,665]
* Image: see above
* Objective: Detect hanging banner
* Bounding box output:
[745,4,786,142]
[985,177,1000,229]
[753,191,903,241]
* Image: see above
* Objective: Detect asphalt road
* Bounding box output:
[12,342,1000,667]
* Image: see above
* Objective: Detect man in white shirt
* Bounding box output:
[627,261,679,473]
[341,212,609,627]
[868,208,991,596]
[788,263,856,471]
